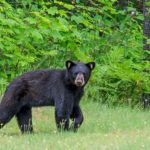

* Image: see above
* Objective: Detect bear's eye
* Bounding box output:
[74,72,78,76]
[82,72,86,77]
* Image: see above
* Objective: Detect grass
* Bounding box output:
[0,101,150,150]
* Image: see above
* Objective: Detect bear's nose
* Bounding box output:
[75,73,85,87]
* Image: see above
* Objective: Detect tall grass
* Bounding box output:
[0,101,150,150]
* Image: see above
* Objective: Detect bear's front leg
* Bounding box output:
[54,97,74,131]
[55,109,69,131]
[70,105,84,132]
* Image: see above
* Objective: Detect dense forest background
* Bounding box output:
[0,0,150,106]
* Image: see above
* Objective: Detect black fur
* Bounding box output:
[0,60,95,133]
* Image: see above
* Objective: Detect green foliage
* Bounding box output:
[0,0,149,106]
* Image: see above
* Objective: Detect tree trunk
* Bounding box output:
[143,0,150,108]
[143,0,150,52]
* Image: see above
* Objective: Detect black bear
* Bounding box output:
[0,60,95,133]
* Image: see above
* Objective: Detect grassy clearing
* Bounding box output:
[0,101,150,150]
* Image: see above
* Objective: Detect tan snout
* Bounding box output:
[75,73,85,87]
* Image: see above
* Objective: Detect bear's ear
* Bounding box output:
[65,60,75,70]
[86,62,95,70]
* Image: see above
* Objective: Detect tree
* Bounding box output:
[143,0,150,107]
[143,0,150,52]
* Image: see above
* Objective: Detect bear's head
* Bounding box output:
[66,60,95,87]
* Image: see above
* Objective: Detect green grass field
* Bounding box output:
[0,101,150,150]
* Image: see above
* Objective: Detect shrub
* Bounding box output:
[0,0,149,106]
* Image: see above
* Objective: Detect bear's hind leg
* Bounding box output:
[0,104,17,129]
[16,106,33,133]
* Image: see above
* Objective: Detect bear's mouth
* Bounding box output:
[75,81,84,87]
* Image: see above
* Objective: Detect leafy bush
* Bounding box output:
[0,0,149,106]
